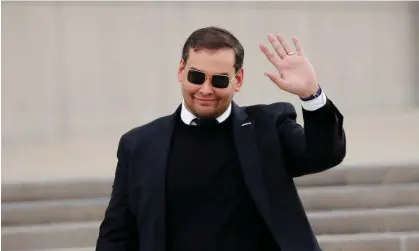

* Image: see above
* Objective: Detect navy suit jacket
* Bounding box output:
[96,99,346,251]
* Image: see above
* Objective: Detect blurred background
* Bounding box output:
[2,1,419,251]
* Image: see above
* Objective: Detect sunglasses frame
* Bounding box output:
[186,68,241,89]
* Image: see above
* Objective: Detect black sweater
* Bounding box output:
[165,115,278,251]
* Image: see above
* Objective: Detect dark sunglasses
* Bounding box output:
[187,69,239,89]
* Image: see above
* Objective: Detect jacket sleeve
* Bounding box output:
[96,135,138,251]
[276,99,346,177]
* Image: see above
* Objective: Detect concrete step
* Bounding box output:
[2,222,99,251]
[2,164,418,202]
[20,232,419,251]
[1,179,112,203]
[294,163,419,187]
[318,232,419,251]
[24,231,419,251]
[308,206,419,235]
[2,207,419,250]
[298,183,419,211]
[2,198,108,226]
[32,249,92,251]
[3,226,419,251]
[3,184,419,226]
[27,232,419,251]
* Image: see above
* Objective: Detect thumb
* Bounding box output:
[264,72,286,89]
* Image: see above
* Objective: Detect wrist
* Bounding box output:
[299,86,321,101]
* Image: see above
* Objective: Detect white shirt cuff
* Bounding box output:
[300,91,327,111]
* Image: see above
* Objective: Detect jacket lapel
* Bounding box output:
[140,105,180,251]
[232,103,273,229]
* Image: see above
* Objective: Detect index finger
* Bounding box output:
[259,43,281,70]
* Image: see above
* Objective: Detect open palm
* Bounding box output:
[260,34,318,98]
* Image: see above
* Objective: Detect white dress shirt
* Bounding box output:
[180,91,327,125]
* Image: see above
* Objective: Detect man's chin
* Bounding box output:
[195,107,218,119]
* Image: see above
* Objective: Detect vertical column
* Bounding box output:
[409,2,419,107]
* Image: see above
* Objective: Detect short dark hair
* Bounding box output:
[181,26,244,72]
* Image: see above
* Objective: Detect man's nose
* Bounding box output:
[199,79,214,95]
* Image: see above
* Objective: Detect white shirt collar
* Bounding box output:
[180,100,232,125]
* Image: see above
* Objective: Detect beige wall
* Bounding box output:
[2,2,418,179]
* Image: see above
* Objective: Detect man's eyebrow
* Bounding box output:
[190,67,229,76]
[190,67,201,71]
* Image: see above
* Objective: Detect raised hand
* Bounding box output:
[260,33,319,99]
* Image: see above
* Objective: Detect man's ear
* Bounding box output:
[178,58,185,82]
[234,68,244,92]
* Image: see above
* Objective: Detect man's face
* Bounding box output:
[178,48,244,119]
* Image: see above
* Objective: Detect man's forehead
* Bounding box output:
[186,49,235,74]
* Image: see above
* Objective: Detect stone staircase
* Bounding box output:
[2,164,419,251]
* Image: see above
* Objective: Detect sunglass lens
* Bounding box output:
[211,75,230,88]
[187,70,206,85]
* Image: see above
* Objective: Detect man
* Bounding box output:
[96,26,346,251]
